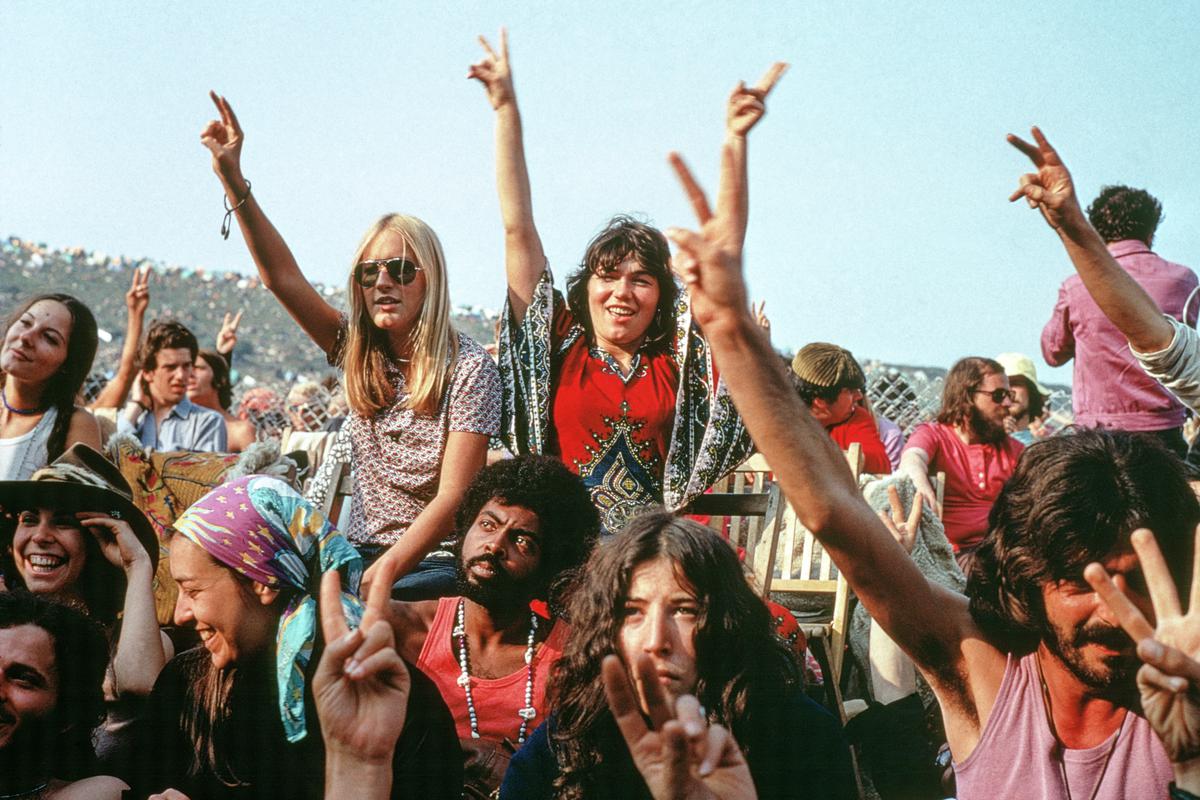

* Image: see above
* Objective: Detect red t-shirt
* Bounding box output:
[903,422,1024,550]
[826,405,893,475]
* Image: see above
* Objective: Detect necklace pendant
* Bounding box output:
[518,706,537,720]
[456,673,472,687]
[452,625,465,637]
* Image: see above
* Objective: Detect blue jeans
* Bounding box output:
[355,545,458,601]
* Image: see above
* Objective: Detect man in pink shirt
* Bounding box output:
[1042,184,1198,457]
[900,357,1024,570]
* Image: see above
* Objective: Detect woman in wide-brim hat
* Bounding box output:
[0,443,170,705]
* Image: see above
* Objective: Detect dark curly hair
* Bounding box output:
[564,215,680,356]
[547,511,800,799]
[1087,185,1163,245]
[451,455,599,607]
[968,430,1198,654]
[1009,374,1044,420]
[2,294,98,462]
[140,319,199,371]
[0,591,109,780]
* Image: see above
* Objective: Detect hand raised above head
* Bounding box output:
[727,62,788,138]
[1006,126,1087,235]
[1085,526,1200,769]
[200,91,245,183]
[125,265,151,317]
[468,28,516,111]
[77,512,151,573]
[665,149,749,331]
[217,310,243,355]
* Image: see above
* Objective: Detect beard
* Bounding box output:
[455,553,534,610]
[969,406,1009,445]
[0,712,58,786]
[1043,617,1140,700]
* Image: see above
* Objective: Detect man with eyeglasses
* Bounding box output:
[899,357,1024,571]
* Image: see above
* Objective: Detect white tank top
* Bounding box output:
[0,406,58,480]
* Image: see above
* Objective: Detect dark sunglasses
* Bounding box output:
[354,257,422,287]
[974,388,1016,403]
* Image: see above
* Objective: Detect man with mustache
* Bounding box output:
[662,146,1200,799]
[386,455,598,795]
[118,320,226,452]
[898,356,1024,571]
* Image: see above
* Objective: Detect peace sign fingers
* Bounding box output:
[669,152,714,226]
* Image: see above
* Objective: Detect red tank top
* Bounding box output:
[415,596,567,743]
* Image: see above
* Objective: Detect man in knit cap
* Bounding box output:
[791,343,892,474]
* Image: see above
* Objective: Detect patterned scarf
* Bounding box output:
[173,474,363,742]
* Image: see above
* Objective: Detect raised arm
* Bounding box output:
[1009,127,1174,353]
[664,150,985,707]
[469,30,545,322]
[719,63,787,252]
[201,92,342,355]
[91,266,149,410]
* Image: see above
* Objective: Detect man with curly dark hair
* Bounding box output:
[384,454,599,796]
[1042,182,1197,456]
[0,592,127,799]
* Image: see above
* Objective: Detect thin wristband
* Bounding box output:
[221,179,252,240]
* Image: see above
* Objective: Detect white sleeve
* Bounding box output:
[1131,315,1200,412]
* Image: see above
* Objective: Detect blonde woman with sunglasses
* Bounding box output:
[200,93,501,599]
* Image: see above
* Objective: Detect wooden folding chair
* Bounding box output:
[318,459,355,532]
[681,455,782,597]
[760,444,863,721]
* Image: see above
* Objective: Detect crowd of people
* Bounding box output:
[1,33,1199,800]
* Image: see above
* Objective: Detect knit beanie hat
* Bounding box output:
[791,342,866,390]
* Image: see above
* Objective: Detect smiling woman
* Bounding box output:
[0,294,102,480]
[470,33,779,531]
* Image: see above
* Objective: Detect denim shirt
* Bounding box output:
[119,396,227,452]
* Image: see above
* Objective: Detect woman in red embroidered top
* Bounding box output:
[470,31,783,532]
[199,93,501,598]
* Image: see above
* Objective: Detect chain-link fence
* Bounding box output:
[864,361,1074,436]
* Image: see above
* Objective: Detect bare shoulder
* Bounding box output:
[67,405,103,449]
[391,599,439,662]
[50,775,129,799]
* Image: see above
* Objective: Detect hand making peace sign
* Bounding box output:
[313,566,412,764]
[727,62,788,138]
[216,310,243,356]
[1007,126,1089,236]
[603,654,757,800]
[469,28,516,111]
[200,91,246,185]
[1085,527,1200,770]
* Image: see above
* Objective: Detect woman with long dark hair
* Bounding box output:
[125,474,462,799]
[0,293,102,479]
[501,511,856,799]
[471,33,782,532]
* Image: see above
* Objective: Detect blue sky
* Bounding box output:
[5,1,1200,383]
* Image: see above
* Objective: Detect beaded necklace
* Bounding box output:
[453,597,539,743]
[1,388,44,416]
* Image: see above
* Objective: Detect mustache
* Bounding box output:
[465,553,510,580]
[1073,623,1133,652]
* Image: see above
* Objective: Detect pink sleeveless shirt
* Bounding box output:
[954,652,1173,800]
[415,596,566,743]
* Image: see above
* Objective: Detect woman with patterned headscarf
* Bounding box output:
[120,475,462,800]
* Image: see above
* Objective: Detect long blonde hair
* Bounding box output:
[342,214,457,417]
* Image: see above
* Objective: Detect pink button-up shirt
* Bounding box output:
[1042,239,1198,431]
[903,422,1023,550]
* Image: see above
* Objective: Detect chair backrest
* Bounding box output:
[680,456,782,597]
[934,470,946,519]
[759,444,863,681]
[319,459,355,531]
